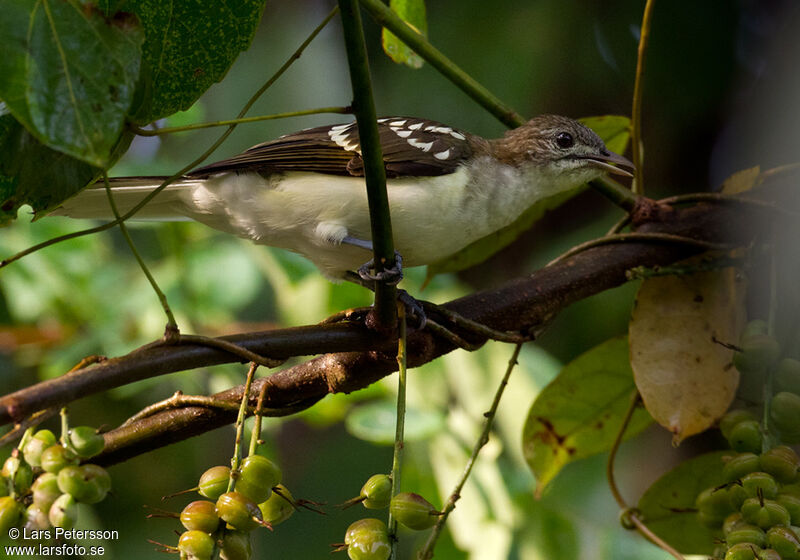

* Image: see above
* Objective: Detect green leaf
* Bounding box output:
[346,400,445,445]
[637,451,729,554]
[126,0,266,123]
[424,115,631,280]
[521,337,651,496]
[0,110,100,225]
[0,0,143,166]
[381,0,427,69]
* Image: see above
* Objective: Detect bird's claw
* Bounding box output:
[357,251,404,286]
[397,289,426,329]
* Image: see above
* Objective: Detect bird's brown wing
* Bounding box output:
[188,117,475,179]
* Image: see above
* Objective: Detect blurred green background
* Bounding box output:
[1,1,799,558]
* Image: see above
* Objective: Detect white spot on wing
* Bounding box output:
[390,120,407,127]
[449,131,466,140]
[425,126,453,134]
[329,123,351,132]
[394,130,412,138]
[408,138,434,152]
[434,149,451,160]
[377,118,390,123]
[408,122,423,130]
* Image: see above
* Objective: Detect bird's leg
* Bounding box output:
[341,236,404,286]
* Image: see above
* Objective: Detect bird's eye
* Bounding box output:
[555,132,574,149]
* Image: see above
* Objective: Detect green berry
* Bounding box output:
[361,474,392,510]
[215,491,264,532]
[734,334,781,373]
[81,464,111,494]
[741,497,791,529]
[724,453,761,483]
[390,492,439,531]
[696,486,733,526]
[742,320,769,339]
[235,455,281,504]
[48,494,78,529]
[729,421,763,454]
[345,518,391,560]
[40,445,78,474]
[759,549,783,560]
[180,500,220,533]
[258,484,295,526]
[727,483,749,511]
[771,392,800,435]
[726,523,766,547]
[68,426,105,459]
[23,430,57,467]
[177,530,215,560]
[760,446,800,483]
[24,504,50,531]
[741,472,779,500]
[724,542,758,560]
[724,512,747,535]
[766,525,800,559]
[219,530,252,560]
[2,455,33,494]
[0,496,23,534]
[777,494,800,525]
[721,410,758,440]
[32,473,61,510]
[776,359,800,395]
[198,466,230,500]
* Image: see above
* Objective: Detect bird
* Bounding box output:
[53,114,634,280]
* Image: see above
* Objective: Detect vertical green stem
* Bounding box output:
[228,362,258,493]
[338,0,398,330]
[249,381,270,457]
[59,407,69,446]
[631,0,656,195]
[387,305,408,555]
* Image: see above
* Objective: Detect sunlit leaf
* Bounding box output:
[522,337,652,497]
[346,400,445,445]
[126,0,267,123]
[637,451,729,555]
[629,268,745,444]
[0,0,143,167]
[424,115,631,281]
[381,0,427,69]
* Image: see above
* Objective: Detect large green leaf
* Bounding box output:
[0,110,101,225]
[0,0,143,167]
[637,451,729,555]
[424,115,631,280]
[381,0,427,69]
[126,0,267,123]
[522,337,651,496]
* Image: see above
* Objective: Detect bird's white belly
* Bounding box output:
[183,168,481,277]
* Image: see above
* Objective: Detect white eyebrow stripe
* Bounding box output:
[408,138,434,152]
[434,149,451,160]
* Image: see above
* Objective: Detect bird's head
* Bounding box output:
[492,114,634,182]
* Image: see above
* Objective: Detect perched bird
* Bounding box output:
[53,114,633,280]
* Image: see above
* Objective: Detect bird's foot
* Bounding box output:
[357,251,403,286]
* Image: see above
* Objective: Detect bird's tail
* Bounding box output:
[50,176,201,221]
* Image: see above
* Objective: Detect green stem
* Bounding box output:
[228,362,258,493]
[59,407,69,446]
[103,173,178,330]
[419,343,523,560]
[1,6,340,271]
[249,381,270,457]
[631,0,657,194]
[338,0,397,329]
[130,106,352,136]
[358,0,524,129]
[388,305,408,556]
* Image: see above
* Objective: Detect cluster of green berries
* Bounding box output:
[0,427,110,534]
[176,454,291,560]
[338,474,441,560]
[698,440,800,559]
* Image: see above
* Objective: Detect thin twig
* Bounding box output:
[0,6,340,271]
[659,192,800,218]
[547,232,734,268]
[388,304,408,554]
[631,0,657,194]
[419,343,523,560]
[129,106,352,136]
[174,334,284,368]
[228,363,258,493]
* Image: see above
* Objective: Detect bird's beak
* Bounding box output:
[582,151,635,178]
